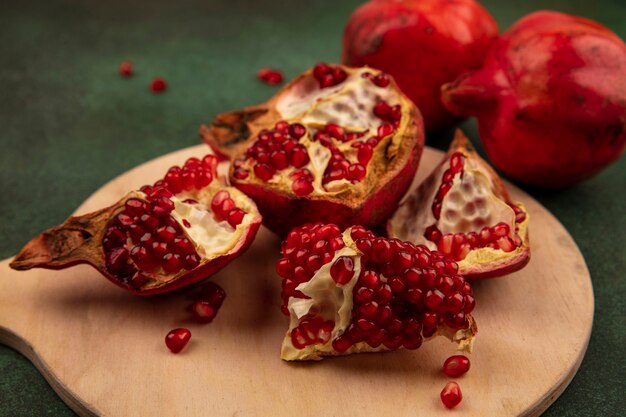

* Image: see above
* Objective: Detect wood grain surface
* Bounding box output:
[0,145,594,417]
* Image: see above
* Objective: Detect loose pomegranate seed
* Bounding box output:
[119,61,133,77]
[192,301,217,322]
[257,67,284,85]
[150,77,167,93]
[440,382,462,409]
[165,328,191,353]
[443,355,471,377]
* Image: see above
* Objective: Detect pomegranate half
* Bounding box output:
[201,63,424,237]
[388,130,530,279]
[441,11,626,187]
[10,155,262,295]
[277,223,476,361]
[342,0,498,132]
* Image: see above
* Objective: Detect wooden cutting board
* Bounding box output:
[0,145,593,417]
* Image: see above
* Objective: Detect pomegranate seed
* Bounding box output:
[440,382,462,409]
[289,123,306,139]
[346,164,366,182]
[227,208,245,227]
[152,241,169,256]
[443,355,470,378]
[257,67,284,85]
[357,143,374,165]
[119,61,133,77]
[182,253,200,270]
[106,247,129,272]
[165,328,191,353]
[173,236,194,255]
[150,77,167,93]
[292,177,314,196]
[330,256,354,285]
[192,301,217,322]
[377,123,394,138]
[162,253,182,274]
[254,163,275,181]
[156,226,177,242]
[373,100,390,119]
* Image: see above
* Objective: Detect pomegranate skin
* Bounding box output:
[342,0,498,132]
[442,11,626,188]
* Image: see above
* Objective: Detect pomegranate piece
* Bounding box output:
[277,223,477,361]
[201,64,425,236]
[119,61,133,77]
[442,11,626,187]
[342,0,498,132]
[440,381,463,409]
[165,328,191,353]
[257,67,284,85]
[191,281,226,323]
[10,155,262,295]
[443,355,470,377]
[388,130,530,280]
[150,77,167,93]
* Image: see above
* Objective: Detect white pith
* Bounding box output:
[281,230,361,361]
[243,67,408,195]
[388,153,522,268]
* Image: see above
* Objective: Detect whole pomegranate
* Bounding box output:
[342,0,498,132]
[442,11,626,187]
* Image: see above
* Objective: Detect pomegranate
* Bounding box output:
[440,381,462,409]
[443,355,470,377]
[388,130,530,279]
[201,63,425,236]
[10,155,262,295]
[277,223,476,361]
[342,0,498,132]
[441,11,626,187]
[165,328,191,353]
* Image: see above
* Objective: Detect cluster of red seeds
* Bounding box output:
[103,155,245,287]
[211,190,246,228]
[290,315,335,349]
[235,121,310,186]
[362,71,391,88]
[423,152,527,261]
[313,63,348,88]
[313,124,369,184]
[277,224,475,353]
[276,223,345,316]
[373,99,402,128]
[190,282,227,323]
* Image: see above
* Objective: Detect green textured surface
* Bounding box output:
[0,0,624,416]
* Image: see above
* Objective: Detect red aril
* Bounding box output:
[201,64,425,236]
[10,155,262,295]
[443,355,471,377]
[257,68,284,85]
[440,381,463,409]
[150,77,167,93]
[119,61,133,77]
[165,328,191,353]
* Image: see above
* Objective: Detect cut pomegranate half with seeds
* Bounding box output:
[277,223,476,361]
[10,155,262,295]
[201,64,424,237]
[388,130,530,279]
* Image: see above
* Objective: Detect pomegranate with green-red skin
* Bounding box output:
[201,63,425,237]
[342,0,498,132]
[442,11,626,187]
[10,155,262,295]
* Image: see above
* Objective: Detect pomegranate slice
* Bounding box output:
[201,63,425,236]
[10,155,262,295]
[277,223,476,361]
[388,130,530,279]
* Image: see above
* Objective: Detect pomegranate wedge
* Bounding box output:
[277,223,477,361]
[10,155,262,295]
[201,63,424,237]
[388,130,530,279]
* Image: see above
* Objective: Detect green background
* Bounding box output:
[0,0,624,415]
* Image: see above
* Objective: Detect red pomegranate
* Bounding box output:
[342,0,498,132]
[201,63,425,237]
[10,155,262,295]
[277,223,476,361]
[442,11,626,187]
[388,130,530,279]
